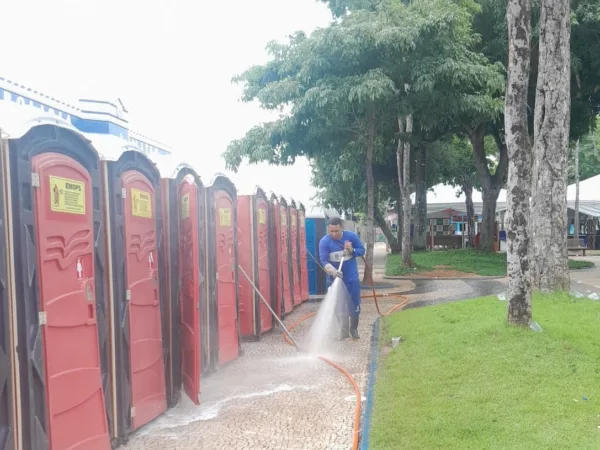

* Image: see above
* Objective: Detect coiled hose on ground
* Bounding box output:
[282,253,409,450]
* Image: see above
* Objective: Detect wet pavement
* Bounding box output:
[570,255,600,291]
[122,273,505,450]
[405,278,507,309]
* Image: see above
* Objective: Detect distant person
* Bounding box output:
[319,217,365,340]
[474,231,481,249]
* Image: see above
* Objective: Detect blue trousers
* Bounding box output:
[327,277,361,318]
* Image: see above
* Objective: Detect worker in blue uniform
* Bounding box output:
[319,217,366,340]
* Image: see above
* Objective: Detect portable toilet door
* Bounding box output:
[288,201,302,306]
[175,169,206,405]
[253,188,273,334]
[237,187,274,340]
[236,194,257,340]
[7,123,111,450]
[278,197,294,315]
[0,134,16,449]
[102,149,167,441]
[306,211,328,296]
[305,217,319,295]
[297,203,310,302]
[205,175,240,368]
[155,158,206,407]
[268,194,283,319]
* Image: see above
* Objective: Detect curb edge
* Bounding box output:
[383,275,506,281]
[359,316,381,450]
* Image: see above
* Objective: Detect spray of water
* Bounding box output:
[305,277,351,354]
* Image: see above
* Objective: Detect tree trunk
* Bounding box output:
[462,180,475,247]
[375,209,400,253]
[469,124,508,252]
[414,143,427,250]
[505,0,533,326]
[531,0,571,292]
[398,114,414,267]
[480,188,499,251]
[574,139,580,241]
[396,197,403,247]
[363,110,376,284]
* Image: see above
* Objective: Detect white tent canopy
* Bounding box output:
[416,183,507,204]
[567,174,600,201]
[425,173,599,206]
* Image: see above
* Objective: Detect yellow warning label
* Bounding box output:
[219,208,231,226]
[258,208,266,224]
[180,194,190,220]
[131,188,152,219]
[280,211,287,226]
[299,213,305,227]
[291,216,297,229]
[49,176,85,215]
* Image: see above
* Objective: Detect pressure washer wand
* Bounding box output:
[237,265,302,351]
[336,255,345,273]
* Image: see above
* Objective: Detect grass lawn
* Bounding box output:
[385,249,595,277]
[370,293,600,449]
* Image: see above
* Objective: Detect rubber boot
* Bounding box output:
[350,316,360,340]
[336,316,350,340]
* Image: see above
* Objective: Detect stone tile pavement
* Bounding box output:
[121,279,478,450]
[122,297,391,449]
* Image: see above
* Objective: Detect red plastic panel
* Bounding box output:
[32,153,110,450]
[279,205,293,314]
[178,175,201,405]
[121,170,167,430]
[289,207,302,305]
[298,209,310,302]
[214,190,239,365]
[255,197,273,333]
[236,196,254,338]
[270,199,282,318]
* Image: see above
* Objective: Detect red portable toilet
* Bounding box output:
[205,174,240,369]
[288,200,302,306]
[153,155,207,407]
[278,197,294,315]
[268,194,283,319]
[237,187,273,340]
[102,147,167,442]
[298,203,310,302]
[3,120,110,449]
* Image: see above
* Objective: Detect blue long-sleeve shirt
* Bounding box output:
[318,230,365,283]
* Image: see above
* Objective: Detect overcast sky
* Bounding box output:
[1,0,332,206]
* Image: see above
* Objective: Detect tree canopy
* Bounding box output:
[224,0,505,192]
[225,0,600,266]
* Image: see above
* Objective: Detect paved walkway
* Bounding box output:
[122,244,503,450]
